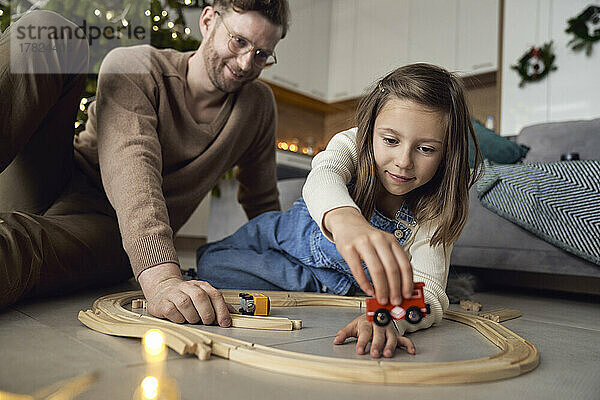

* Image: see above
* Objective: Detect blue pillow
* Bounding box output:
[468,119,529,167]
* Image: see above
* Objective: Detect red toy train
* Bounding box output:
[366,282,431,327]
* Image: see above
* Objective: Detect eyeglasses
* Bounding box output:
[215,11,277,69]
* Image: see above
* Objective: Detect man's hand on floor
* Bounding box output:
[138,262,235,326]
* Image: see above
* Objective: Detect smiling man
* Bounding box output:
[0,0,289,326]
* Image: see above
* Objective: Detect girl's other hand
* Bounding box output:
[323,207,414,305]
[333,315,416,357]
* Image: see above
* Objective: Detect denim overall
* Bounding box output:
[196,198,416,295]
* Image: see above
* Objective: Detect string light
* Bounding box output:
[0,10,4,16]
[161,10,168,17]
[153,15,160,22]
[141,376,159,400]
[171,32,178,39]
[277,141,315,155]
[167,21,174,29]
[106,11,114,20]
[185,27,191,35]
[93,9,100,17]
[152,25,159,31]
[143,330,165,356]
[74,121,81,129]
[185,0,192,5]
[144,10,151,17]
[81,98,88,104]
[122,19,128,27]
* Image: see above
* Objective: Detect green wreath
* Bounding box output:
[511,41,557,88]
[566,5,600,56]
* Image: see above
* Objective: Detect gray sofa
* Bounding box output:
[451,118,600,293]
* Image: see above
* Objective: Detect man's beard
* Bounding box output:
[202,39,258,93]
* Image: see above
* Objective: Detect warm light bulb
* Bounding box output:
[143,329,165,356]
[122,19,129,27]
[152,25,159,31]
[81,98,88,104]
[74,121,81,129]
[167,21,174,28]
[172,32,177,39]
[280,142,289,151]
[106,11,114,20]
[144,10,151,16]
[289,144,298,152]
[79,104,86,111]
[94,9,100,16]
[302,147,308,154]
[185,0,192,5]
[185,27,191,35]
[161,10,168,17]
[141,376,159,399]
[153,15,160,22]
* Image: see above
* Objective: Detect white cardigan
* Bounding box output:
[302,127,451,335]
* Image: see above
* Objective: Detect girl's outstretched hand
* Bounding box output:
[334,314,416,357]
[323,206,414,305]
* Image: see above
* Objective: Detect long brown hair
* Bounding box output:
[351,63,483,247]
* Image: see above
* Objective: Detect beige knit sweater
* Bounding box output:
[74,45,280,278]
[302,127,451,335]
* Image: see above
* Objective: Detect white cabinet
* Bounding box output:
[327,0,358,101]
[260,0,312,91]
[456,0,499,75]
[262,0,498,103]
[261,0,331,98]
[353,0,410,98]
[263,0,362,102]
[407,0,458,70]
[405,0,499,75]
[307,0,331,99]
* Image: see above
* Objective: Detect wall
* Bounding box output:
[501,0,600,136]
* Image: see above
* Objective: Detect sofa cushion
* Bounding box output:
[468,119,529,167]
[517,118,600,162]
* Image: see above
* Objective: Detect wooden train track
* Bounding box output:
[78,290,539,385]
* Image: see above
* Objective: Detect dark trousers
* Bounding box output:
[0,10,131,310]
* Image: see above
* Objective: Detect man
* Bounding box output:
[0,0,289,327]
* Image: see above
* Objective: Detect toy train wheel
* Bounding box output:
[406,306,423,324]
[374,309,392,327]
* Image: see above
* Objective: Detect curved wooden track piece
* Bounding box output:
[78,290,539,384]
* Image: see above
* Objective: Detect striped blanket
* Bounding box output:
[476,160,600,265]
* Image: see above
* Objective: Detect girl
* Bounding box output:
[197,63,482,358]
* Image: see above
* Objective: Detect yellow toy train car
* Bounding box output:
[239,293,271,316]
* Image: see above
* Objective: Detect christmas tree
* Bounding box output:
[0,0,207,132]
[0,1,10,31]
